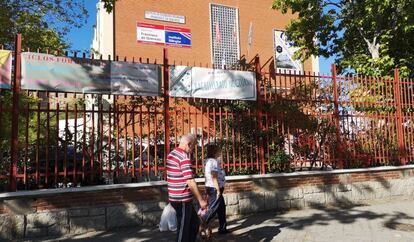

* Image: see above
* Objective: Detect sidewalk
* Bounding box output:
[30,199,414,242]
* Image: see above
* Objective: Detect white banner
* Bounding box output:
[21,52,111,93]
[21,52,161,96]
[111,62,161,96]
[170,66,256,100]
[274,30,303,72]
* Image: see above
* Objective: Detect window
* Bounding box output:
[210,4,240,68]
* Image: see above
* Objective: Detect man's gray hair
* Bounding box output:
[180,133,196,146]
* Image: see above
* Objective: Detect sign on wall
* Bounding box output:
[145,11,185,24]
[137,22,191,48]
[0,50,12,89]
[170,66,256,100]
[21,52,161,95]
[165,26,191,48]
[274,30,303,72]
[137,23,166,46]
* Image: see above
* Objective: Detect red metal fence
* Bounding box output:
[1,35,413,192]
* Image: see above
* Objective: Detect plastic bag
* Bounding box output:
[159,203,177,232]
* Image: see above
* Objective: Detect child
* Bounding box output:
[199,144,229,234]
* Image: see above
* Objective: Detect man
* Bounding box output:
[167,134,207,242]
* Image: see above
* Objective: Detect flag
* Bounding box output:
[248,21,253,50]
[215,21,221,44]
[232,25,237,43]
[221,49,226,69]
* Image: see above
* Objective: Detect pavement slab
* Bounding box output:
[23,199,414,242]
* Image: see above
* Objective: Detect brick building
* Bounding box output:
[90,0,321,159]
[93,0,319,72]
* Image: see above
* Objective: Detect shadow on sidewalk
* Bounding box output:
[30,202,414,242]
[38,212,284,242]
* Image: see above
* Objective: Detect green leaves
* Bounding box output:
[1,0,88,51]
[101,0,117,13]
[272,0,414,78]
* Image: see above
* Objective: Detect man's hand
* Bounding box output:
[199,199,208,209]
[187,178,207,209]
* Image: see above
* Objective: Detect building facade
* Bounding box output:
[93,0,319,72]
[92,1,114,58]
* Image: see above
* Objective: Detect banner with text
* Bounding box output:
[0,50,12,89]
[21,52,161,95]
[111,61,161,96]
[170,66,256,100]
[274,30,303,72]
[137,22,191,48]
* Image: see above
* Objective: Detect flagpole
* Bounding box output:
[247,46,250,65]
[247,21,253,64]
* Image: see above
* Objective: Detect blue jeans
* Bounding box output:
[202,187,227,231]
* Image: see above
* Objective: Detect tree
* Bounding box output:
[101,0,117,13]
[0,0,89,51]
[272,0,414,78]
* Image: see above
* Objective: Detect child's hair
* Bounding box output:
[206,144,221,159]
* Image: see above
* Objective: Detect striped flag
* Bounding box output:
[221,49,226,69]
[248,21,253,50]
[232,25,237,43]
[215,21,221,44]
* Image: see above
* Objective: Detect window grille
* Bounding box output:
[210,4,240,68]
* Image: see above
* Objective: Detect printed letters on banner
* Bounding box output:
[111,61,161,96]
[170,66,256,100]
[21,52,111,92]
[21,52,161,95]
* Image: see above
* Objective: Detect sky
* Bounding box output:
[320,56,335,75]
[64,0,98,53]
[65,0,333,74]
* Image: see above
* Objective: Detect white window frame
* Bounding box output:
[209,3,240,67]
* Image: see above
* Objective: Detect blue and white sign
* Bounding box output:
[165,26,191,48]
[137,22,191,48]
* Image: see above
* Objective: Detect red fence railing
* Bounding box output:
[1,34,414,192]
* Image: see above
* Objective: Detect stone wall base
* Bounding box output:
[1,166,414,240]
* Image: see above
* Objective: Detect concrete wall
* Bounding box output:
[1,166,414,240]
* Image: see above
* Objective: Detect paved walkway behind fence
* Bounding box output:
[30,199,414,242]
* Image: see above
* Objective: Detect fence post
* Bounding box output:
[394,68,406,165]
[9,34,22,191]
[163,48,170,171]
[255,56,265,174]
[331,64,342,168]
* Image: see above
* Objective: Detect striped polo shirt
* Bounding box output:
[167,147,194,202]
